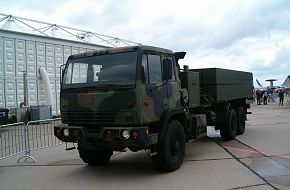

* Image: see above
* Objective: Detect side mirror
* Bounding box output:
[174,52,186,62]
[162,58,173,81]
[60,64,65,84]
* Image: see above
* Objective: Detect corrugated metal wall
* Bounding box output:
[0,30,105,114]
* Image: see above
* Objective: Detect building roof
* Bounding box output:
[0,13,141,47]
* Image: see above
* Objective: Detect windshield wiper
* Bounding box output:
[86,84,134,91]
[62,83,134,91]
[102,83,134,91]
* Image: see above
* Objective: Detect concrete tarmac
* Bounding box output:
[0,102,289,190]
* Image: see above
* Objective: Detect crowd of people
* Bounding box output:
[254,88,288,106]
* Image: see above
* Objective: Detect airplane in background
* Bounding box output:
[255,79,263,87]
[280,75,290,93]
[254,79,268,91]
[254,76,290,103]
[255,76,290,93]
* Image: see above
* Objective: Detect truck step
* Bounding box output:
[66,147,76,151]
[149,152,157,156]
[65,143,76,151]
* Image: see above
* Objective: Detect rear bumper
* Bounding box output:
[54,124,158,150]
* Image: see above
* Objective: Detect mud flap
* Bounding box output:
[190,114,207,139]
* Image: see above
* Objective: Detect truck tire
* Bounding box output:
[237,106,246,135]
[78,148,113,166]
[220,107,237,140]
[151,120,185,172]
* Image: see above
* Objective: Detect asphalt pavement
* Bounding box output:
[0,102,289,190]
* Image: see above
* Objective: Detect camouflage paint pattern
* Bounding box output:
[61,89,140,125]
[61,45,183,129]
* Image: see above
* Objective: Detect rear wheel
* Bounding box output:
[220,107,237,140]
[237,106,246,135]
[78,148,113,166]
[151,120,185,172]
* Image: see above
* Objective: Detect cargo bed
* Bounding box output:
[180,68,253,108]
[191,68,253,102]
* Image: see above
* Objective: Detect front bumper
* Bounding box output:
[54,124,158,151]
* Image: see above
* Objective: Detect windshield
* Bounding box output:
[62,51,137,89]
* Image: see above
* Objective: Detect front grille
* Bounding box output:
[62,112,115,125]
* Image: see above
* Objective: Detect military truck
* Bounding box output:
[54,45,253,171]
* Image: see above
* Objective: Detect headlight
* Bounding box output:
[63,128,69,137]
[121,130,130,139]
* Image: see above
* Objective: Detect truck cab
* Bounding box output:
[55,46,190,170]
[60,45,182,125]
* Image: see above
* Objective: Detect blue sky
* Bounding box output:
[1,0,290,87]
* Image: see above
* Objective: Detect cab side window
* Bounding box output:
[166,56,176,81]
[148,54,162,83]
[141,55,149,83]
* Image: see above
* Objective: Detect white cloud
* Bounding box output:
[1,0,290,87]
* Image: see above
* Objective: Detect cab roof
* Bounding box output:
[69,45,174,59]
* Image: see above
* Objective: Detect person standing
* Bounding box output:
[263,90,268,105]
[278,89,285,106]
[256,90,261,105]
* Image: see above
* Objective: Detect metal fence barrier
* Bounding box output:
[286,94,290,104]
[0,122,26,160]
[0,118,63,163]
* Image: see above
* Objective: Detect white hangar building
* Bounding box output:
[0,13,139,115]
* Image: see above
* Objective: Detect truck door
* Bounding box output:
[141,53,169,123]
[163,55,181,110]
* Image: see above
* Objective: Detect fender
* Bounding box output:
[158,108,187,142]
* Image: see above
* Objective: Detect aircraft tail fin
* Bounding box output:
[256,79,263,87]
[281,75,290,88]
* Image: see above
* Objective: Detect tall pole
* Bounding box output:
[23,72,29,107]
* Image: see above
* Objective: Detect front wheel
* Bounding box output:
[78,148,113,166]
[151,120,185,172]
